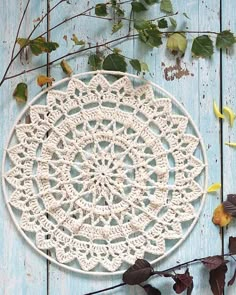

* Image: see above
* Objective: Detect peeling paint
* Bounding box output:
[162,58,194,81]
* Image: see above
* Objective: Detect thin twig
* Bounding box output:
[0,0,66,87]
[84,282,126,295]
[86,253,233,295]
[4,33,138,81]
[11,0,31,59]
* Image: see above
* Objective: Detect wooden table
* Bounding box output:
[0,1,235,294]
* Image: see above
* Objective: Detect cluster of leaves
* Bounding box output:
[5,0,236,102]
[88,237,236,295]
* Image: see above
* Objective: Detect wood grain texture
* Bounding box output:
[0,1,48,295]
[0,0,235,294]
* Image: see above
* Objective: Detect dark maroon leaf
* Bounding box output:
[173,269,193,294]
[229,236,236,254]
[209,264,227,295]
[202,256,227,270]
[143,284,162,295]
[187,282,194,295]
[227,194,236,205]
[222,201,236,217]
[122,259,153,285]
[228,267,236,286]
[223,194,236,217]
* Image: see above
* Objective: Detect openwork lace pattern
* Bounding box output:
[3,73,206,273]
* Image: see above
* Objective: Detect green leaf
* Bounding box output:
[167,33,187,54]
[158,18,168,29]
[131,1,147,12]
[140,62,149,72]
[60,60,73,76]
[13,83,28,103]
[183,12,190,19]
[144,0,158,4]
[169,17,177,28]
[71,34,85,45]
[134,19,151,30]
[130,59,142,72]
[112,21,123,34]
[160,0,173,13]
[191,35,214,58]
[88,54,103,70]
[216,30,235,49]
[95,3,108,16]
[115,7,125,16]
[17,37,59,56]
[102,53,127,72]
[145,29,162,47]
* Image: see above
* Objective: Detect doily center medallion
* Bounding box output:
[2,71,207,274]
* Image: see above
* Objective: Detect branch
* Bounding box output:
[0,0,66,87]
[11,0,31,60]
[84,283,126,295]
[86,253,233,295]
[4,33,138,81]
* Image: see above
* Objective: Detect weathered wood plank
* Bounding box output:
[0,1,48,294]
[222,1,236,294]
[0,0,227,294]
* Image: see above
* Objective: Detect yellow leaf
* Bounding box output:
[207,183,221,193]
[212,204,232,227]
[60,60,73,76]
[223,106,236,127]
[213,101,224,119]
[225,142,236,147]
[37,75,55,87]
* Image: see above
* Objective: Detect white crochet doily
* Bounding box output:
[2,71,207,274]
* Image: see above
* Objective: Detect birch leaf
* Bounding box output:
[13,83,28,103]
[191,35,214,58]
[167,33,187,54]
[213,101,224,119]
[207,183,221,193]
[17,37,59,56]
[37,75,55,87]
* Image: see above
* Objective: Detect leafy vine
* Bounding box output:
[0,0,235,101]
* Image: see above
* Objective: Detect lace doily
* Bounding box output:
[2,71,207,274]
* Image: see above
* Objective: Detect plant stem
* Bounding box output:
[84,282,126,295]
[11,0,31,60]
[86,253,233,295]
[4,33,138,81]
[0,0,66,87]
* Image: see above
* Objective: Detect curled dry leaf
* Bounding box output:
[212,204,232,227]
[60,60,73,76]
[122,259,153,285]
[223,106,236,127]
[207,183,221,193]
[209,264,227,295]
[37,75,55,87]
[225,142,236,147]
[213,101,224,119]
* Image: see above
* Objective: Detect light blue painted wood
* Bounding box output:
[0,0,235,294]
[0,1,48,295]
[222,1,236,294]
